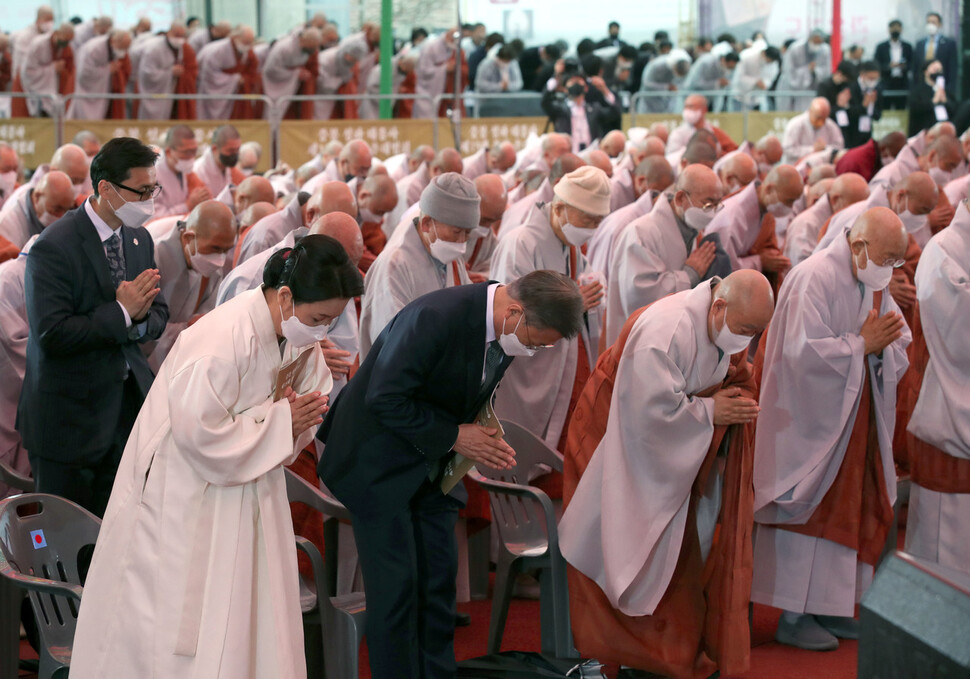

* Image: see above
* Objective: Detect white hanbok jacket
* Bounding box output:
[70,288,332,679]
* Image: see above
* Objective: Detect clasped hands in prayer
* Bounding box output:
[282,386,329,439]
[116,268,160,322]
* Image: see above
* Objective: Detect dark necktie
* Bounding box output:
[479,340,505,401]
[105,233,125,288]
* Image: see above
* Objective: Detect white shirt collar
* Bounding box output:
[485,282,499,344]
[84,197,121,242]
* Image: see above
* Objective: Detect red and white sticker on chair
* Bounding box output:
[29,530,47,550]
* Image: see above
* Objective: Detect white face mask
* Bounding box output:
[712,306,753,355]
[278,298,328,348]
[358,207,381,224]
[169,37,186,49]
[239,167,255,178]
[114,49,128,59]
[561,222,594,246]
[472,225,491,239]
[881,154,895,166]
[683,108,704,126]
[186,239,227,277]
[926,23,939,36]
[855,243,894,291]
[896,195,930,237]
[107,185,154,228]
[428,221,467,264]
[766,201,792,219]
[929,166,951,186]
[38,211,58,227]
[176,157,195,176]
[0,170,16,198]
[498,314,536,357]
[684,205,715,232]
[39,21,54,32]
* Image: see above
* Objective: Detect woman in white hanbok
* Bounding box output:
[70,234,364,679]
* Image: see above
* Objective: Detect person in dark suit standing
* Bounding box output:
[542,69,622,153]
[912,12,957,92]
[846,61,884,147]
[18,136,168,517]
[595,21,628,50]
[874,19,913,110]
[318,271,584,679]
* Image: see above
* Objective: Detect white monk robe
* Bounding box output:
[497,178,553,240]
[358,218,470,358]
[193,147,235,198]
[609,155,636,212]
[299,162,350,197]
[560,281,729,615]
[197,38,250,120]
[943,173,970,206]
[781,112,845,165]
[588,189,656,283]
[67,35,119,120]
[314,42,364,120]
[605,194,698,347]
[666,120,717,157]
[413,35,455,119]
[144,225,225,372]
[751,233,910,616]
[382,153,409,182]
[904,202,970,574]
[235,194,305,266]
[490,204,594,448]
[869,143,920,191]
[784,193,834,267]
[137,35,185,120]
[216,226,359,399]
[69,288,332,679]
[0,187,44,250]
[815,184,935,252]
[20,33,63,117]
[464,228,499,275]
[705,181,771,271]
[383,202,420,242]
[462,148,489,180]
[382,164,431,236]
[154,155,200,218]
[10,24,42,77]
[0,241,34,498]
[260,34,308,119]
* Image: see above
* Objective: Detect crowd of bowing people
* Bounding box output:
[0,86,968,679]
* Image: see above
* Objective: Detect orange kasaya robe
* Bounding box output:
[173,42,198,120]
[711,126,738,155]
[359,219,386,273]
[750,210,785,295]
[757,291,896,568]
[903,302,970,493]
[227,47,264,119]
[332,63,361,120]
[0,234,19,264]
[563,304,756,679]
[438,53,468,118]
[0,50,11,92]
[285,51,318,120]
[394,69,417,119]
[108,54,132,119]
[11,38,74,117]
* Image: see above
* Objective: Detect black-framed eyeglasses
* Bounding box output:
[113,181,163,200]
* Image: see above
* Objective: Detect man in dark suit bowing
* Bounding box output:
[18,136,168,517]
[318,270,585,679]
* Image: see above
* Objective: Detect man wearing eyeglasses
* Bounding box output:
[752,207,910,651]
[605,164,732,347]
[17,136,169,517]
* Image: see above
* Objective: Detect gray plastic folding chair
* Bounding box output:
[284,467,366,679]
[0,460,33,493]
[0,493,101,679]
[470,419,577,658]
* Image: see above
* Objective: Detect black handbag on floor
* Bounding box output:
[457,651,606,678]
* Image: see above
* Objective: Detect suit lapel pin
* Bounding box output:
[133,237,139,246]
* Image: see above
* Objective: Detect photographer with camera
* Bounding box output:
[541,57,622,154]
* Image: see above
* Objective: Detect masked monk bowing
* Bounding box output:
[751,207,911,650]
[560,270,773,679]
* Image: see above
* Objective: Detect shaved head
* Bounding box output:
[848,207,908,277]
[308,181,357,224]
[109,30,132,52]
[829,173,869,213]
[672,164,722,221]
[359,174,399,217]
[682,141,717,168]
[600,130,627,158]
[550,153,585,186]
[432,148,463,175]
[541,133,572,166]
[893,171,939,216]
[719,152,757,191]
[0,143,20,173]
[633,155,674,195]
[808,97,831,127]
[763,165,804,204]
[807,164,836,185]
[338,139,372,180]
[409,145,436,172]
[51,144,89,186]
[584,149,613,178]
[33,170,76,221]
[310,212,364,266]
[926,121,957,144]
[806,178,834,208]
[185,200,235,239]
[489,142,517,172]
[713,269,775,335]
[648,122,668,144]
[239,202,277,229]
[878,131,907,160]
[923,135,965,173]
[235,176,275,213]
[755,135,783,166]
[475,174,508,227]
